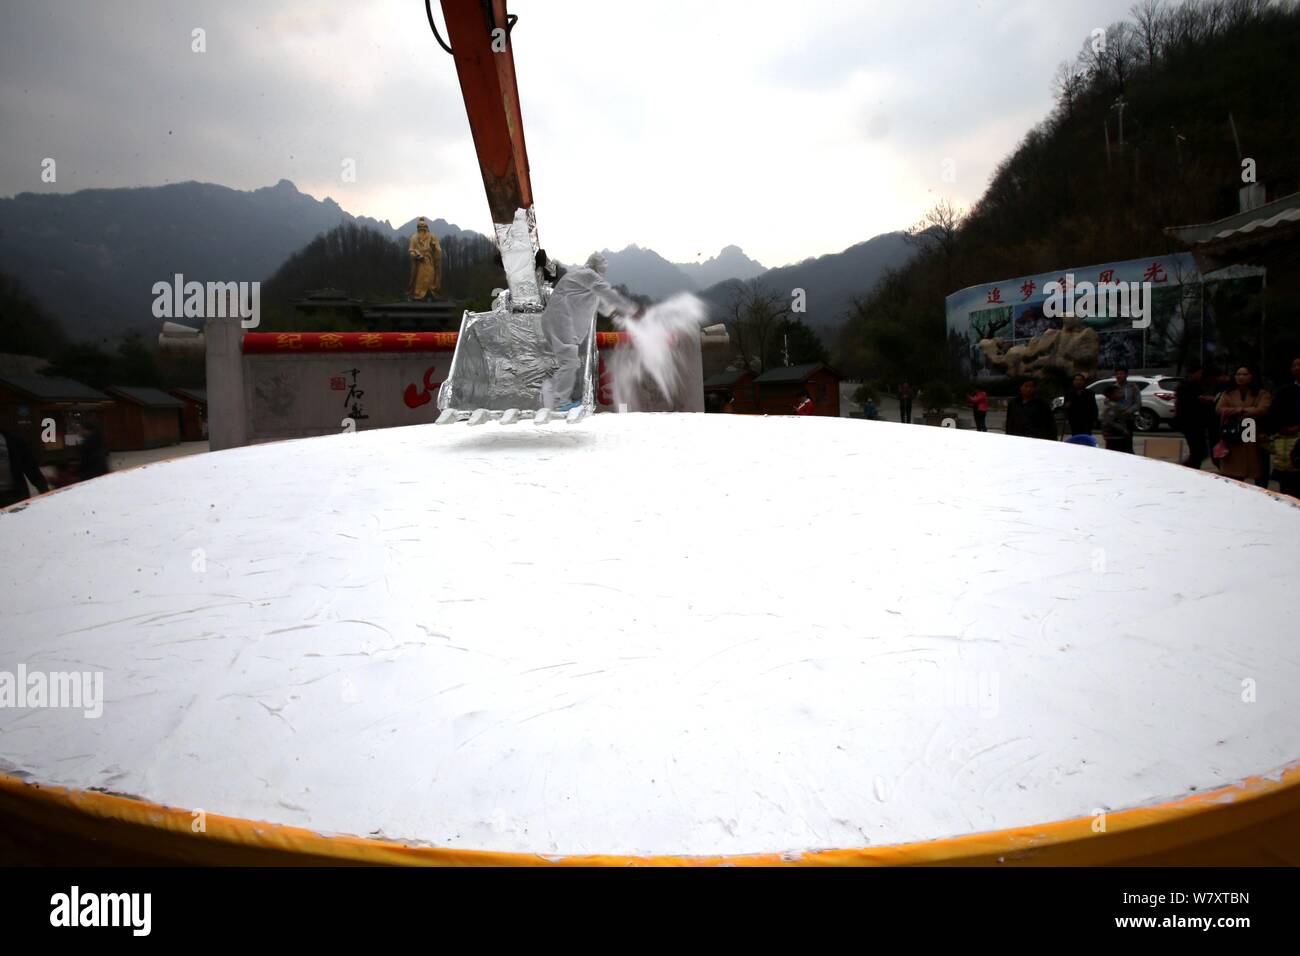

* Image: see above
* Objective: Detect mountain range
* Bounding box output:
[600,244,767,300]
[749,232,916,333]
[0,179,912,343]
[601,234,916,334]
[0,179,479,343]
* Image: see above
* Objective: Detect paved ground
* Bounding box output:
[110,440,210,472]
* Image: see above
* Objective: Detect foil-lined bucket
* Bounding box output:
[437,307,597,417]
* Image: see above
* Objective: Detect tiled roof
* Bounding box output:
[107,386,184,408]
[703,369,753,388]
[1165,191,1300,246]
[0,375,110,402]
[753,363,838,384]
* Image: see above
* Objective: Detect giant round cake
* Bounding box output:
[1,414,1297,863]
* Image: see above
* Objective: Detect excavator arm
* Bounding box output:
[438,0,533,226]
[435,0,542,309]
[428,1,594,424]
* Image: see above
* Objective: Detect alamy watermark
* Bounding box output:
[0,664,103,718]
[1043,273,1152,329]
[152,273,260,328]
[50,886,150,936]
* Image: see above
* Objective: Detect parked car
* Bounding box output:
[1052,376,1182,432]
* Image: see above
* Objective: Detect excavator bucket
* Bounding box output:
[436,305,597,425]
[432,3,596,425]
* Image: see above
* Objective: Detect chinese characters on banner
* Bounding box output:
[342,367,368,423]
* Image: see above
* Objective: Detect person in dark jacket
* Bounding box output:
[1272,356,1300,432]
[76,417,109,481]
[1205,365,1230,447]
[898,381,914,424]
[1101,385,1134,453]
[1061,373,1098,438]
[1268,355,1300,498]
[0,429,50,508]
[1174,364,1210,469]
[1005,378,1055,440]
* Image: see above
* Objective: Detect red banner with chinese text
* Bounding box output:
[242,331,631,353]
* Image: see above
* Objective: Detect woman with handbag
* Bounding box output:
[1213,365,1272,483]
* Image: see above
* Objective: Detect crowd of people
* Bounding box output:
[867,361,1300,497]
[987,358,1300,497]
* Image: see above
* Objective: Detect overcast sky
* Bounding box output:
[0,0,1143,268]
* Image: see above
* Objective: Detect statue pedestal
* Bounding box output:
[361,298,461,333]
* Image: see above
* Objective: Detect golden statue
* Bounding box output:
[408,217,443,299]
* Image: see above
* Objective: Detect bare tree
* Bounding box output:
[1165,1,1208,53]
[726,278,791,373]
[905,199,964,252]
[1052,60,1087,118]
[1204,0,1226,40]
[1076,31,1106,83]
[905,199,966,288]
[1078,20,1139,91]
[1131,0,1164,69]
[1106,21,1139,88]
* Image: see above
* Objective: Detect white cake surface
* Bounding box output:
[1,414,1297,856]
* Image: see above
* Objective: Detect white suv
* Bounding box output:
[1052,376,1182,432]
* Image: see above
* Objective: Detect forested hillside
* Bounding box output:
[837,0,1300,387]
[259,222,502,326]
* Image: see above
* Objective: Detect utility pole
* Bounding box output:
[1111,97,1127,147]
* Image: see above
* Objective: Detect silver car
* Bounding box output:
[1052,376,1182,432]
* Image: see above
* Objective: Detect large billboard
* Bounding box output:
[945,253,1204,379]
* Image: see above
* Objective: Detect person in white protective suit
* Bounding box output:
[540,252,642,410]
